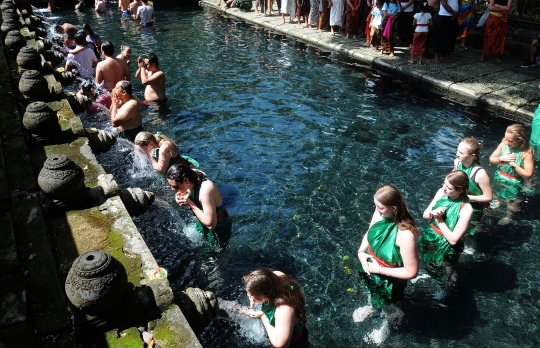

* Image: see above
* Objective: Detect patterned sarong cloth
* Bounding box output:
[456,0,474,40]
[410,32,428,56]
[482,11,508,55]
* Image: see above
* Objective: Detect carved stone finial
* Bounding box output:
[37,155,85,199]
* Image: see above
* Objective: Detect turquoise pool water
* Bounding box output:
[53,7,540,347]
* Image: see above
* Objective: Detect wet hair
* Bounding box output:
[101,40,114,56]
[167,164,206,185]
[374,184,419,236]
[120,81,133,95]
[55,24,62,32]
[446,171,469,196]
[82,23,93,34]
[243,268,306,322]
[460,137,482,161]
[146,53,159,67]
[74,30,87,46]
[134,131,179,155]
[505,124,530,151]
[81,80,94,92]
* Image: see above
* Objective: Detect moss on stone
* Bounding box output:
[104,229,142,287]
[105,327,142,348]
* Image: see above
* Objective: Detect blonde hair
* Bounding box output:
[134,131,179,156]
[505,124,530,151]
[460,137,482,160]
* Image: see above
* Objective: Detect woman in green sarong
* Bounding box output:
[242,268,309,348]
[489,124,534,225]
[166,164,232,248]
[453,138,493,234]
[419,171,473,280]
[134,131,199,174]
[355,184,419,320]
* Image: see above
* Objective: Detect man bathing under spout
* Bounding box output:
[110,80,144,142]
[135,53,167,104]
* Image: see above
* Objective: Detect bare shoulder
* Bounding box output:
[272,270,286,277]
[396,228,416,248]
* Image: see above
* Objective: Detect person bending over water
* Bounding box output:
[136,53,166,103]
[110,80,144,142]
[419,171,472,281]
[166,164,232,247]
[356,185,418,325]
[454,137,492,234]
[242,268,309,348]
[96,41,130,92]
[489,124,534,225]
[134,131,199,174]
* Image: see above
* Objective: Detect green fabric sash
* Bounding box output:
[493,145,532,200]
[419,195,467,266]
[457,161,484,234]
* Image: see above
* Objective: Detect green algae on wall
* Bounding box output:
[105,327,142,348]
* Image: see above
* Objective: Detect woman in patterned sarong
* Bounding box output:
[489,124,534,225]
[419,171,473,281]
[356,184,419,315]
[480,0,513,62]
[307,0,321,29]
[456,0,474,49]
[345,0,361,39]
[318,0,331,32]
[381,0,400,56]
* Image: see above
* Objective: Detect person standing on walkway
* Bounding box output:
[479,0,513,62]
[329,0,345,35]
[345,0,361,39]
[381,0,400,56]
[281,0,296,24]
[433,0,458,64]
[408,2,432,64]
[307,0,320,29]
[456,0,474,50]
[318,0,331,32]
[489,124,534,225]
[398,0,415,47]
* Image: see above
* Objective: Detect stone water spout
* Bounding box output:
[18,69,51,101]
[37,154,85,199]
[66,93,93,113]
[1,17,20,33]
[0,0,17,11]
[23,101,61,137]
[176,287,219,331]
[119,187,155,217]
[65,250,128,314]
[87,128,117,155]
[16,46,41,70]
[4,30,26,51]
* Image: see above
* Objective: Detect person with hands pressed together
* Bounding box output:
[242,268,309,348]
[166,164,232,247]
[110,80,143,142]
[136,53,167,103]
[419,171,473,280]
[355,184,419,322]
[489,124,534,224]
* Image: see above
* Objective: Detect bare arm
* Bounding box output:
[401,0,414,10]
[516,150,534,180]
[95,63,104,85]
[434,203,473,245]
[150,144,172,174]
[140,70,164,86]
[470,169,493,203]
[260,305,296,348]
[110,99,134,127]
[489,141,506,164]
[181,181,218,229]
[423,187,445,219]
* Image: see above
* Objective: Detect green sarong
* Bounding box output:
[531,104,540,162]
[419,195,467,270]
[262,302,309,348]
[493,145,532,200]
[457,161,485,235]
[358,217,407,308]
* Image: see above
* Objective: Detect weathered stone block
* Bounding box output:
[0,214,18,273]
[97,174,119,197]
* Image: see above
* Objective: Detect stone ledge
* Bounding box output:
[0,214,18,273]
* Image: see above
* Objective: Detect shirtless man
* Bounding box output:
[95,41,130,91]
[56,23,78,37]
[110,81,144,142]
[129,0,142,19]
[118,0,131,18]
[135,53,166,102]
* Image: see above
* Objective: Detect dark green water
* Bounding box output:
[51,7,540,347]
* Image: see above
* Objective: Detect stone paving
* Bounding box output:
[201,0,540,122]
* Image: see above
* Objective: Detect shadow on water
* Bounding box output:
[399,259,517,340]
[473,223,533,255]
